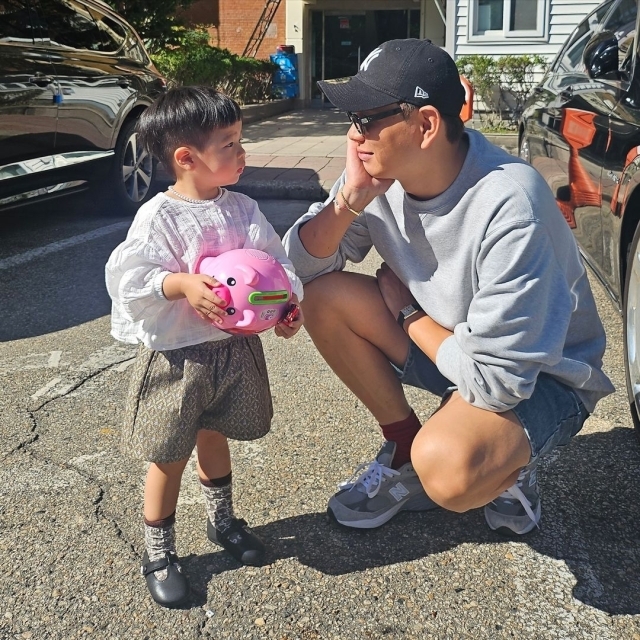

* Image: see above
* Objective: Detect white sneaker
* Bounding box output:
[327,441,438,529]
[484,465,541,535]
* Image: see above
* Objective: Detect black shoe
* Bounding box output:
[141,551,189,608]
[207,517,265,565]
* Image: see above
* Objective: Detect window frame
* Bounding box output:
[468,0,549,43]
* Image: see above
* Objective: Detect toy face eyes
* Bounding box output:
[227,308,236,315]
[227,277,236,286]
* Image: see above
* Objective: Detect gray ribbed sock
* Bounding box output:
[143,512,176,581]
[200,473,235,534]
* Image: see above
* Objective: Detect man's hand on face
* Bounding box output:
[376,262,414,318]
[342,129,394,211]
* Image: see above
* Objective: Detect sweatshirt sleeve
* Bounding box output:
[435,220,578,411]
[282,176,374,284]
[245,201,304,301]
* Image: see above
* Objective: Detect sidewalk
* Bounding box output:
[234,108,349,200]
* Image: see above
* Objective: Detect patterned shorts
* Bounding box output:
[122,335,273,463]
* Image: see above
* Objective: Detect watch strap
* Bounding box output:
[397,303,423,327]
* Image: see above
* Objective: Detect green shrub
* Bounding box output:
[456,54,548,130]
[152,29,277,104]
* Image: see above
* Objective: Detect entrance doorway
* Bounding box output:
[311,10,421,104]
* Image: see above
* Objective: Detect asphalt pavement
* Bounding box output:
[0,110,638,640]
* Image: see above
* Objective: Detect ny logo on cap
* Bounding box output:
[360,47,382,71]
[415,86,429,100]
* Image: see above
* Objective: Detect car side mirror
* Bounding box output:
[583,30,620,80]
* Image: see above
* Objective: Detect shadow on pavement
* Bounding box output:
[181,427,639,616]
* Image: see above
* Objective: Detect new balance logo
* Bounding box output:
[389,482,410,502]
[361,47,382,71]
[415,86,429,100]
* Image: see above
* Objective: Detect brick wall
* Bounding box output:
[183,0,286,60]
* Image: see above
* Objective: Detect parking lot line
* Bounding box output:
[0,222,130,271]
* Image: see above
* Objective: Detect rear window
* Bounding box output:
[36,0,126,53]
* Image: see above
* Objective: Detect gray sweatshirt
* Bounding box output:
[283,129,614,413]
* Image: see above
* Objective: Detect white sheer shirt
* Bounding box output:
[105,189,303,351]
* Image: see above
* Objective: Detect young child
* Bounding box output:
[105,86,304,608]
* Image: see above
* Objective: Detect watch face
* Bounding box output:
[401,304,416,318]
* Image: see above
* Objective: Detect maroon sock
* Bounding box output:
[380,410,422,469]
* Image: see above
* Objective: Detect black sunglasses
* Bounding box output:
[346,106,403,135]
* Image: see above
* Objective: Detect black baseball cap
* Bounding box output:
[317,38,465,116]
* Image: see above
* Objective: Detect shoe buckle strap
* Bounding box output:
[141,552,178,576]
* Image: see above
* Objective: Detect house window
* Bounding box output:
[469,0,548,41]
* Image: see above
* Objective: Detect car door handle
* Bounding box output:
[29,75,54,87]
[117,77,132,88]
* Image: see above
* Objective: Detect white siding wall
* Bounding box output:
[453,0,602,60]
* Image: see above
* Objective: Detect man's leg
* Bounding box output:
[303,271,438,528]
[412,375,588,535]
[303,271,535,533]
[303,271,428,465]
[411,391,531,512]
[302,270,411,425]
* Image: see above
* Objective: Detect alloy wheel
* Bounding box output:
[121,132,153,203]
[519,136,531,163]
[626,241,640,422]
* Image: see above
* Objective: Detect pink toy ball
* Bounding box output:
[196,248,292,334]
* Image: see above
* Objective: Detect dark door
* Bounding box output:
[311,9,421,102]
[600,0,640,295]
[0,0,58,169]
[543,0,617,271]
[324,13,367,82]
[35,0,136,153]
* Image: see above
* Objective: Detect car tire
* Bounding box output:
[102,117,156,216]
[623,223,640,439]
[519,135,531,163]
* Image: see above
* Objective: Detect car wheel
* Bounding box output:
[519,135,531,163]
[104,117,155,215]
[623,223,640,438]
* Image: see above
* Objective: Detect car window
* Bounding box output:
[602,0,637,68]
[0,0,37,43]
[85,3,127,52]
[36,0,125,52]
[553,0,615,74]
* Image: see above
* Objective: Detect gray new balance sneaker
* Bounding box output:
[327,441,439,529]
[484,465,541,536]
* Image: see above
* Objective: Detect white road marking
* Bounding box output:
[0,222,130,271]
[27,344,137,401]
[69,451,107,465]
[47,351,62,368]
[31,377,62,399]
[0,351,66,374]
[114,358,135,372]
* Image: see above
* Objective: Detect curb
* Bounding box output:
[241,98,295,124]
[229,180,327,201]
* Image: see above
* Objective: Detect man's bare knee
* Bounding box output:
[302,272,379,327]
[411,433,478,513]
[302,274,349,338]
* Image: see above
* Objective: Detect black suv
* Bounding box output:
[519,0,640,434]
[0,0,166,214]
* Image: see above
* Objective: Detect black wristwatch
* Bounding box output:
[397,303,423,328]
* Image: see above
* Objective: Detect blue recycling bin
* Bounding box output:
[271,49,298,99]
